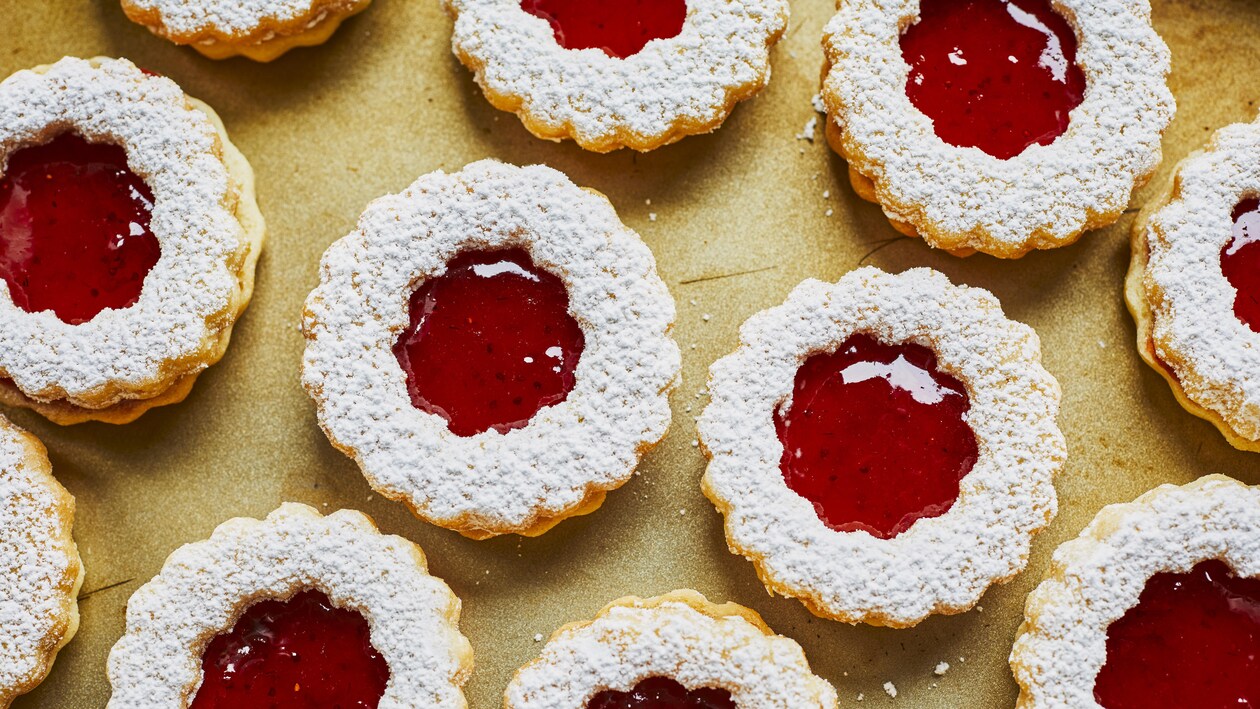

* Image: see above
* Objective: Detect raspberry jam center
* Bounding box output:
[521,0,687,59]
[587,677,735,709]
[1221,197,1260,332]
[1094,560,1260,709]
[191,590,389,709]
[775,334,978,539]
[900,0,1087,159]
[0,133,160,325]
[393,248,585,437]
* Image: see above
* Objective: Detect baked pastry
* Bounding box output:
[506,590,837,708]
[699,267,1065,627]
[302,160,679,539]
[0,57,264,425]
[107,503,473,708]
[120,0,372,61]
[1127,115,1260,451]
[1011,475,1260,708]
[820,0,1174,258]
[0,414,82,709]
[443,0,789,152]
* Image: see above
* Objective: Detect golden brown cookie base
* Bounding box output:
[0,69,265,425]
[0,420,83,709]
[1124,161,1260,452]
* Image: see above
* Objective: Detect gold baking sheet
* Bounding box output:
[6,0,1260,706]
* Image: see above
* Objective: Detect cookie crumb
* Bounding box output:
[883,681,897,698]
[796,116,817,142]
[934,661,950,676]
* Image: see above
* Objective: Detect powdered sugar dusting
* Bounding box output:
[107,503,472,708]
[700,267,1064,626]
[0,58,249,406]
[1011,475,1260,708]
[444,0,788,151]
[302,160,679,536]
[821,0,1173,256]
[506,592,837,708]
[1140,116,1260,441]
[123,0,362,36]
[0,415,79,704]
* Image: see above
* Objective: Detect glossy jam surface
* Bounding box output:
[521,0,687,58]
[393,248,585,437]
[191,590,389,709]
[0,133,160,324]
[587,677,735,709]
[1221,197,1260,332]
[900,0,1087,159]
[1094,560,1260,709]
[775,334,978,539]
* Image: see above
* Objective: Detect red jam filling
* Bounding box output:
[0,133,160,325]
[775,334,978,539]
[900,0,1087,160]
[393,248,585,437]
[1221,197,1260,332]
[587,677,735,709]
[520,0,688,59]
[1093,559,1260,709]
[191,590,389,709]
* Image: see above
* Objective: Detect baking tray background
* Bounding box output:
[7,0,1260,706]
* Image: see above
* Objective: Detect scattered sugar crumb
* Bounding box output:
[679,508,687,515]
[856,694,864,701]
[825,209,834,217]
[1098,340,1106,349]
[823,190,831,199]
[883,681,897,698]
[691,440,700,448]
[811,93,826,114]
[649,213,657,222]
[702,313,712,322]
[533,633,543,642]
[796,116,817,142]
[689,299,697,306]
[934,661,950,676]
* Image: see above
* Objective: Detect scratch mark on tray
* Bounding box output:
[79,578,136,601]
[679,265,778,286]
[858,236,912,264]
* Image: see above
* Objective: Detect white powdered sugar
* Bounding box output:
[107,503,473,708]
[444,0,789,151]
[699,267,1064,627]
[302,160,679,537]
[1011,475,1260,708]
[506,592,838,708]
[1139,115,1260,441]
[0,58,251,407]
[122,0,361,37]
[0,415,80,705]
[821,0,1173,257]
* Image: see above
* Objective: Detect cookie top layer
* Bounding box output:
[506,590,837,708]
[444,0,788,151]
[302,160,679,538]
[822,0,1173,257]
[107,503,472,708]
[1011,475,1260,708]
[0,57,252,408]
[0,414,80,707]
[700,267,1064,626]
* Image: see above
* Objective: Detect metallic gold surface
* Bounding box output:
[5,1,1260,706]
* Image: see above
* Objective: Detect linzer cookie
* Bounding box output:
[820,0,1174,257]
[699,267,1064,626]
[506,590,837,708]
[0,414,82,709]
[1011,475,1260,708]
[121,0,372,61]
[0,57,263,425]
[302,160,679,539]
[1127,115,1260,451]
[107,503,473,708]
[443,0,789,152]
